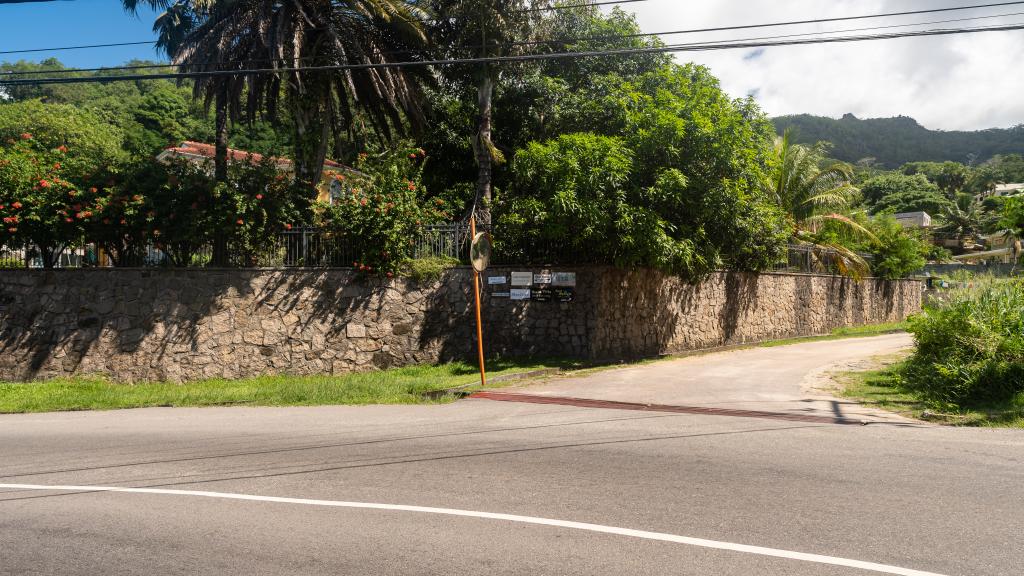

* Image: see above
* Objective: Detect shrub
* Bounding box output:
[0,134,93,267]
[401,255,460,284]
[316,148,448,274]
[903,279,1024,407]
[863,215,929,279]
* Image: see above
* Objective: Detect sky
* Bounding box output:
[1,0,1023,131]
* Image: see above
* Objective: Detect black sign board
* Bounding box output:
[554,287,575,303]
[531,286,554,302]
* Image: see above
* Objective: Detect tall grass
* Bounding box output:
[904,277,1024,408]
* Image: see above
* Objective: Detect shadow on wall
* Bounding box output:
[0,269,396,382]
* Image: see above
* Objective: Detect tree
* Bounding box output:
[429,0,544,227]
[862,173,951,215]
[768,130,873,276]
[0,100,126,183]
[936,203,982,249]
[124,0,431,186]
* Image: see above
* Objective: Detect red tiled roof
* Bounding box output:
[159,141,347,172]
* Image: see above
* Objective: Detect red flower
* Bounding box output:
[53,163,61,170]
[0,205,4,210]
[65,218,73,223]
[408,153,417,159]
[19,133,31,140]
[11,202,22,209]
[285,223,293,230]
[255,194,263,200]
[75,212,84,219]
[236,219,244,225]
[360,199,367,206]
[38,180,50,188]
[88,187,97,193]
[407,182,416,191]
[57,145,68,153]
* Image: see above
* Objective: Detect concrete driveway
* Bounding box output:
[504,333,916,424]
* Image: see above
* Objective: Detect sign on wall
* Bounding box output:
[532,287,553,302]
[510,288,531,300]
[534,270,553,285]
[552,272,576,287]
[510,272,533,286]
[488,276,507,285]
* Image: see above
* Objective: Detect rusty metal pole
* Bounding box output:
[470,215,487,387]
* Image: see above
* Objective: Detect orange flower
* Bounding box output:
[57,145,68,153]
[236,219,244,225]
[38,180,50,188]
[19,133,31,140]
[88,187,97,193]
[11,202,22,209]
[53,163,61,170]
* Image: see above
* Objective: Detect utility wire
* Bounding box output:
[3,22,1024,86]
[6,6,1024,77]
[1,0,1022,56]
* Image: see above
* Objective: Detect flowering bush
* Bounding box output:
[0,135,95,267]
[316,148,450,274]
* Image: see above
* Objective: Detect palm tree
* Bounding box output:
[769,129,875,277]
[124,0,431,186]
[936,203,982,250]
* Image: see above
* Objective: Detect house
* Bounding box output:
[894,211,931,229]
[952,230,1020,264]
[974,182,1024,202]
[156,141,360,205]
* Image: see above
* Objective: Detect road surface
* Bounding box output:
[1,336,1022,575]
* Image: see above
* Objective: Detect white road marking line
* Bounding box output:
[0,483,946,576]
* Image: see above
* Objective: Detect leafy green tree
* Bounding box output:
[861,172,938,206]
[0,100,126,182]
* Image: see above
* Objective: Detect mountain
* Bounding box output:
[772,113,1024,168]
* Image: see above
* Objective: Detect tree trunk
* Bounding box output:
[214,83,229,182]
[473,76,494,229]
[289,76,330,190]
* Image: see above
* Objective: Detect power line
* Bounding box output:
[1,0,1022,56]
[520,0,647,11]
[7,6,1024,78]
[509,0,1024,46]
[3,22,1024,87]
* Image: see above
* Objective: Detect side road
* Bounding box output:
[504,333,916,423]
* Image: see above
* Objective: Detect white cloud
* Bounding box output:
[612,0,1024,130]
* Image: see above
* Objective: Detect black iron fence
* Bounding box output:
[0,228,873,276]
[0,224,468,269]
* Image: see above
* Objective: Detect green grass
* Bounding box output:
[833,360,1024,428]
[0,359,581,414]
[758,321,907,348]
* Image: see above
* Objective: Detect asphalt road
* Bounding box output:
[2,341,1023,575]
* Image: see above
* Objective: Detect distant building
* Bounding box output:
[952,230,1020,264]
[156,141,360,205]
[975,182,1024,202]
[894,211,932,228]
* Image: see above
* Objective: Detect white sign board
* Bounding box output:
[492,291,510,298]
[487,276,507,285]
[510,272,533,287]
[552,272,576,287]
[534,272,552,285]
[510,288,531,301]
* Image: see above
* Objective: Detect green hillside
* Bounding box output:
[773,113,1024,168]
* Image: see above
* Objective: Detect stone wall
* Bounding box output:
[0,267,921,382]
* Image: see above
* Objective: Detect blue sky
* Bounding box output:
[0,2,163,68]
